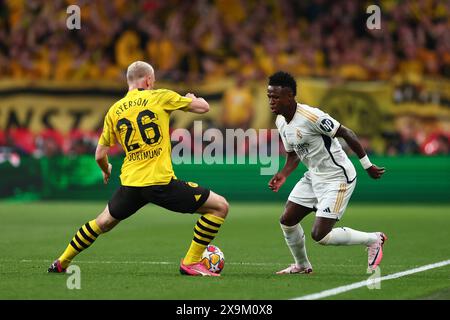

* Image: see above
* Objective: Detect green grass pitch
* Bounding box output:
[0,201,449,300]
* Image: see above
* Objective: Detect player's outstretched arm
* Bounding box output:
[335,125,385,179]
[95,144,112,184]
[269,151,300,192]
[185,93,210,114]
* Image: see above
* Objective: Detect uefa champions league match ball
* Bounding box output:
[201,244,225,274]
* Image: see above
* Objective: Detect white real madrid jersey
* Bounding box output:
[276,103,356,183]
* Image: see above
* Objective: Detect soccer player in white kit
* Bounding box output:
[267,72,387,274]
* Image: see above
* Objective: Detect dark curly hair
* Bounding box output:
[268,71,297,96]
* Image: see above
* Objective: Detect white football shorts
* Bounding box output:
[287,171,356,220]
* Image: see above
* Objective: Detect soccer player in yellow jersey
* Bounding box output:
[48,61,228,277]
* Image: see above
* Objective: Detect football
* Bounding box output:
[201,245,225,274]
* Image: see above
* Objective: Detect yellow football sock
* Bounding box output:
[183,214,224,265]
[58,219,103,268]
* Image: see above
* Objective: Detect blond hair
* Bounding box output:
[126,61,154,84]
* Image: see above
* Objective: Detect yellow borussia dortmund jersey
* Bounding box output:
[99,88,192,186]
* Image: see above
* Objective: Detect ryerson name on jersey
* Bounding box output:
[115,98,149,117]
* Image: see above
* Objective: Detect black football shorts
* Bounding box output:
[108,179,210,220]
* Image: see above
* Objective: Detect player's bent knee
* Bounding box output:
[279,215,290,226]
[216,197,229,219]
[199,192,229,218]
[311,229,329,243]
[279,213,298,226]
[208,196,228,219]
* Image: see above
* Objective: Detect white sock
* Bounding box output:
[280,223,310,266]
[318,227,378,246]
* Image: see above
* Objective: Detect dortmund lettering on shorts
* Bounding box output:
[98,88,192,186]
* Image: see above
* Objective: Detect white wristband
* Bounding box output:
[359,155,372,170]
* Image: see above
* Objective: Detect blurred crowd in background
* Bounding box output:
[1,0,449,82]
[0,0,449,159]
